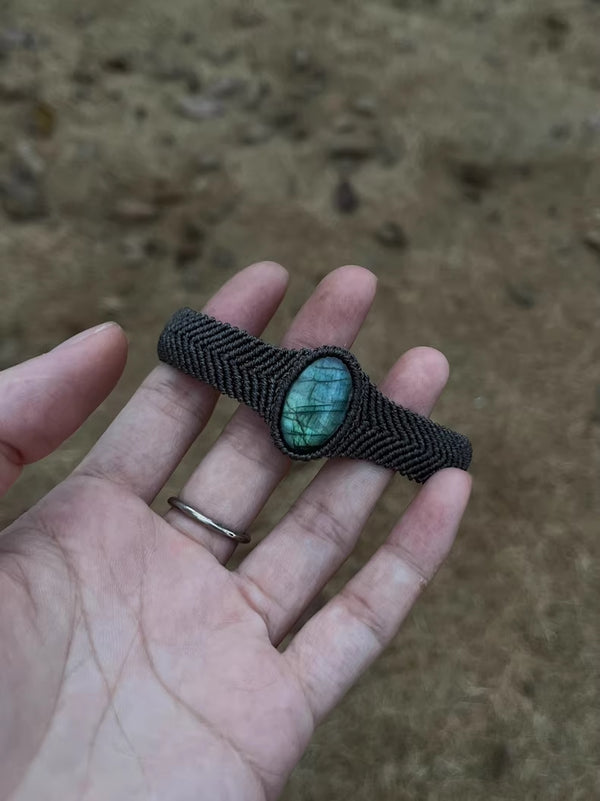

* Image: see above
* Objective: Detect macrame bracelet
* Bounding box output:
[157,308,472,483]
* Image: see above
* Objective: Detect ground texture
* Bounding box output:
[1,0,600,798]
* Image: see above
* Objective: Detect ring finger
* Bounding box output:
[235,345,450,644]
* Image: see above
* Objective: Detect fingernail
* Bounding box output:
[53,322,118,351]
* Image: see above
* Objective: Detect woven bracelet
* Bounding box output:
[157,308,472,483]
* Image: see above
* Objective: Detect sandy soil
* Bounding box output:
[1,0,600,798]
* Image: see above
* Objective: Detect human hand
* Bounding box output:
[0,263,471,801]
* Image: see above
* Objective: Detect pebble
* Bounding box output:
[243,78,271,111]
[292,48,312,71]
[72,66,97,85]
[121,235,148,265]
[103,54,133,73]
[196,154,223,173]
[334,178,360,214]
[456,161,494,201]
[583,231,600,255]
[0,28,38,51]
[111,198,159,223]
[267,99,299,129]
[176,94,225,120]
[506,282,536,309]
[32,100,56,138]
[207,76,246,99]
[376,131,405,166]
[333,115,357,134]
[15,140,45,175]
[232,8,265,28]
[239,121,272,145]
[351,96,377,117]
[374,221,409,249]
[592,385,600,425]
[153,65,200,92]
[0,162,47,221]
[210,245,236,271]
[328,133,375,161]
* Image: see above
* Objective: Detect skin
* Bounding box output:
[0,263,471,801]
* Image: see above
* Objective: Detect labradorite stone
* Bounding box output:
[280,357,352,452]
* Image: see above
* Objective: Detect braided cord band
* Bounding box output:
[157,308,472,483]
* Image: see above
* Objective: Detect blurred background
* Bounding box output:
[1,0,599,798]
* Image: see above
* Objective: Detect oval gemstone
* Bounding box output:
[280,357,352,452]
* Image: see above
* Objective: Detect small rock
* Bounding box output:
[376,130,405,166]
[0,162,47,221]
[328,133,375,161]
[153,65,200,92]
[111,198,159,223]
[266,99,299,129]
[15,140,45,175]
[506,282,536,309]
[176,94,225,120]
[72,66,97,85]
[0,28,38,51]
[159,132,177,148]
[592,385,600,425]
[455,161,494,201]
[292,48,312,71]
[207,76,245,99]
[196,154,222,173]
[583,231,600,255]
[232,8,265,27]
[333,115,357,134]
[239,121,272,145]
[149,176,186,206]
[210,245,236,271]
[121,235,147,265]
[543,12,570,50]
[351,96,377,117]
[32,100,56,138]
[204,46,238,66]
[103,54,133,73]
[0,58,36,100]
[550,121,571,140]
[175,220,205,268]
[334,178,360,214]
[243,78,271,111]
[374,221,409,249]
[100,295,126,314]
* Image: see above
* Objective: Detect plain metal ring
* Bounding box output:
[167,497,251,544]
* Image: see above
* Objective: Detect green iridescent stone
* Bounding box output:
[280,357,352,452]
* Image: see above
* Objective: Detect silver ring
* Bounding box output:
[167,497,251,544]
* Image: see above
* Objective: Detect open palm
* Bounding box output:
[0,263,470,801]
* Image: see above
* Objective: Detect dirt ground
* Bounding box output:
[1,0,600,798]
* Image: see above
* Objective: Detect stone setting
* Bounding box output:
[280,356,352,453]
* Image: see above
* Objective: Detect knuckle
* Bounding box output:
[338,587,389,649]
[289,495,354,556]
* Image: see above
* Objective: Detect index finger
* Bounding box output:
[75,262,289,501]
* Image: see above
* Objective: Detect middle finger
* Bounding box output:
[165,265,377,561]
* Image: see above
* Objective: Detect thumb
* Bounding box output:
[0,323,128,497]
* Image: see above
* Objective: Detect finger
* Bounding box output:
[165,265,378,560]
[235,346,449,643]
[284,468,472,724]
[76,262,289,500]
[0,323,127,497]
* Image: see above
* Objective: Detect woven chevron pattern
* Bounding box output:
[157,308,472,483]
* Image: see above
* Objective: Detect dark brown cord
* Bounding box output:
[157,308,472,483]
